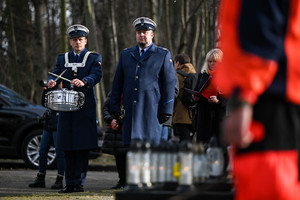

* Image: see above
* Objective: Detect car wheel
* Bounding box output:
[21,129,57,169]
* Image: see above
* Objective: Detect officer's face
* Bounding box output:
[136,30,154,48]
[69,37,87,53]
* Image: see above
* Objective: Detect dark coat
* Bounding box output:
[193,73,227,144]
[41,109,58,131]
[41,88,58,131]
[47,48,102,151]
[102,92,127,155]
[110,44,176,145]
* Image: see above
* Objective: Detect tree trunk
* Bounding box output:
[110,0,119,68]
[149,0,158,44]
[60,0,68,53]
[164,0,173,56]
[204,0,209,54]
[84,0,104,127]
[31,0,47,103]
[178,0,187,53]
[6,0,18,89]
[191,14,200,67]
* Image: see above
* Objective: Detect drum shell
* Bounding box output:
[45,89,85,111]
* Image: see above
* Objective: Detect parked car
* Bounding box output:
[0,84,102,169]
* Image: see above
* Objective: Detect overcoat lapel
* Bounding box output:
[141,44,157,62]
[130,46,141,61]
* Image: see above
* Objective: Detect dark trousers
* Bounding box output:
[173,123,194,142]
[114,152,127,185]
[64,150,89,186]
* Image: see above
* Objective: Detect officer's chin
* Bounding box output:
[138,42,146,48]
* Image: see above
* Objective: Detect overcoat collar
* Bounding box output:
[71,48,87,61]
[130,44,157,62]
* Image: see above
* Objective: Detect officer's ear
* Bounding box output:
[151,30,154,38]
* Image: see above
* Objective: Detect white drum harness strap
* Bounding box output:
[64,51,91,72]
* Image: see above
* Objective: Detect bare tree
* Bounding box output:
[191,14,201,67]
[30,0,47,102]
[60,0,67,53]
[109,0,119,69]
[6,0,18,89]
[177,0,203,54]
[164,0,173,56]
[84,0,105,127]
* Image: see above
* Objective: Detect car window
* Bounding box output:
[0,85,30,106]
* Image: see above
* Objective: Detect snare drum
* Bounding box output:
[45,89,85,111]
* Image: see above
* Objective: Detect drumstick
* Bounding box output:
[54,69,67,82]
[48,72,72,83]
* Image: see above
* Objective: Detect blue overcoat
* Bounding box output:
[48,48,102,151]
[110,44,176,145]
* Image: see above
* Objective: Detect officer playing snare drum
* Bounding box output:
[47,24,102,193]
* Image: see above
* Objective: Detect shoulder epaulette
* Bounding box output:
[158,46,169,52]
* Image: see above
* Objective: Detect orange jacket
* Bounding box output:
[215,0,300,106]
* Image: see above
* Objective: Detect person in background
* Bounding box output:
[47,24,102,193]
[110,17,176,146]
[29,86,65,190]
[102,91,127,189]
[192,48,226,146]
[215,0,300,199]
[172,53,196,142]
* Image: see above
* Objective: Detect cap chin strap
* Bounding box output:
[64,51,91,72]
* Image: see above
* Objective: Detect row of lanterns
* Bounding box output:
[125,140,226,191]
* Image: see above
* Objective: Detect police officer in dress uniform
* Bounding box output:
[47,24,102,193]
[110,17,176,146]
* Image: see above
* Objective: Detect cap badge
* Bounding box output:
[141,19,144,26]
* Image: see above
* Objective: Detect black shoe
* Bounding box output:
[110,182,125,189]
[28,173,45,188]
[58,185,74,193]
[74,185,84,192]
[51,175,63,189]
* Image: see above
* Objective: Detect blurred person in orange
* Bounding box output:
[215,0,300,199]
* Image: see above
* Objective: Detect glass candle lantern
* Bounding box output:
[193,143,210,184]
[177,141,193,192]
[165,142,173,183]
[150,142,159,189]
[157,142,167,190]
[140,141,151,188]
[126,140,142,190]
[206,146,224,177]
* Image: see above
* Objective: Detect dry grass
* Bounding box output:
[0,190,117,200]
[89,154,116,166]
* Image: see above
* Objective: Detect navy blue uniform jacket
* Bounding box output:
[110,44,176,145]
[48,49,102,151]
